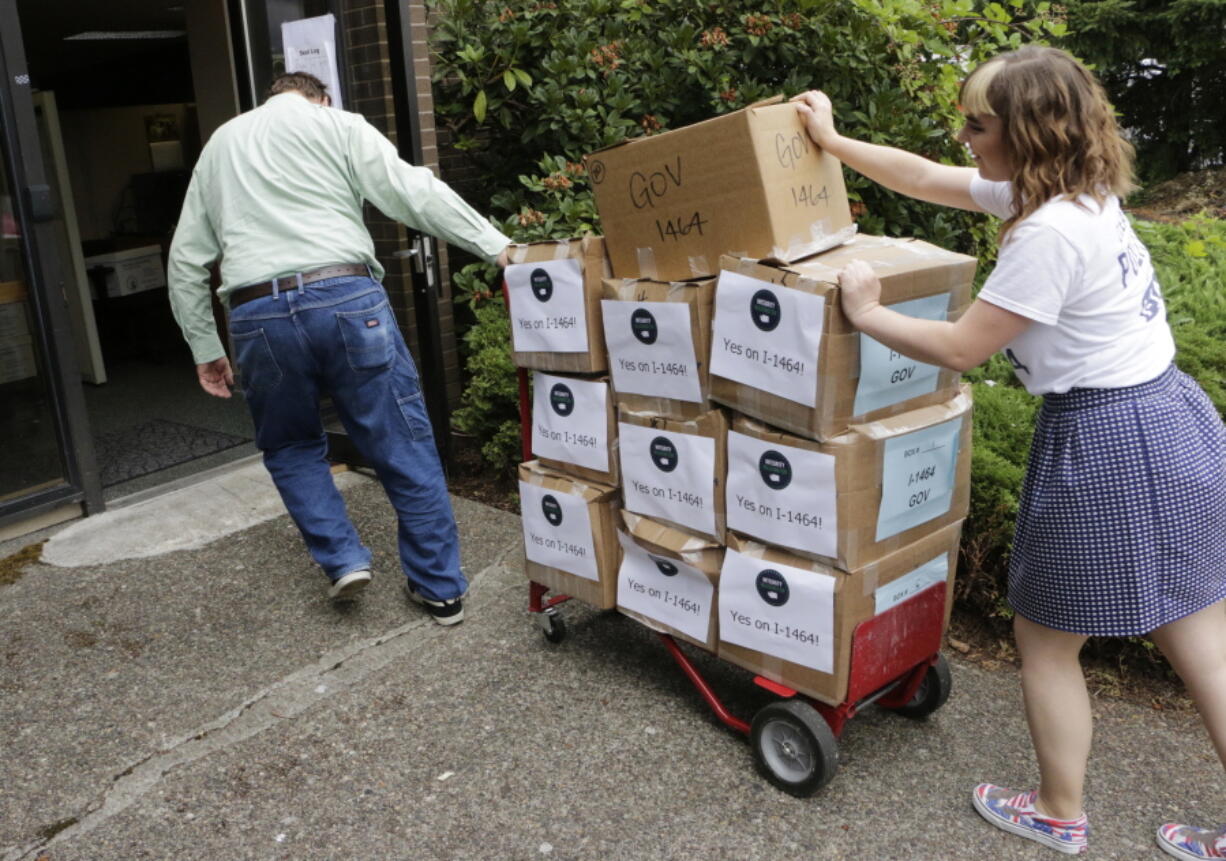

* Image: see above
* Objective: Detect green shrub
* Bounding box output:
[450,297,524,476]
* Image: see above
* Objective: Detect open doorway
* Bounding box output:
[15,0,257,502]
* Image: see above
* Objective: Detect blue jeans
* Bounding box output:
[227,275,466,601]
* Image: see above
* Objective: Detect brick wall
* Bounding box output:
[340,0,463,410]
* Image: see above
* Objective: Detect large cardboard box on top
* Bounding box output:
[585,99,855,282]
[717,521,963,705]
[506,236,611,373]
[618,406,729,543]
[616,510,723,652]
[518,460,621,609]
[601,275,716,420]
[725,386,972,571]
[710,235,976,441]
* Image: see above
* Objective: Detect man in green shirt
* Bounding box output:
[168,71,510,624]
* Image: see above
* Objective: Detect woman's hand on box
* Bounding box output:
[791,90,839,151]
[837,260,881,328]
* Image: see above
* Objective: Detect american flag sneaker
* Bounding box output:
[1157,822,1226,860]
[971,784,1088,855]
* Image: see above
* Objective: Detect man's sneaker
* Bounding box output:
[1157,822,1226,860]
[406,585,464,626]
[328,569,371,601]
[971,783,1088,855]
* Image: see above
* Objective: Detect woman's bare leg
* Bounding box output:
[1013,613,1092,821]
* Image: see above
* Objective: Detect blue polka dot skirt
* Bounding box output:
[1008,364,1226,636]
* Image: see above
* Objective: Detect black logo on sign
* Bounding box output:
[588,159,606,185]
[631,307,658,345]
[651,556,679,577]
[649,436,679,473]
[549,383,575,416]
[750,289,781,332]
[758,450,793,491]
[541,494,563,527]
[756,569,790,607]
[530,268,553,302]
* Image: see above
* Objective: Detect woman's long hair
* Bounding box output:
[960,46,1136,239]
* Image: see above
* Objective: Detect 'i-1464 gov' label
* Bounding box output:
[875,416,962,541]
[853,293,949,415]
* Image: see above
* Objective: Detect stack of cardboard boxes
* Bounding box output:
[513,98,976,705]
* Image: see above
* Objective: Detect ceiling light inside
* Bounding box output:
[64,30,186,41]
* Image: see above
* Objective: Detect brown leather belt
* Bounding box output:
[228,264,370,308]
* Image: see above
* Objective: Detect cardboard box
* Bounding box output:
[617,406,728,542]
[518,460,622,609]
[717,521,963,705]
[616,510,724,652]
[83,245,166,298]
[532,371,620,486]
[601,275,716,420]
[725,386,972,571]
[507,236,611,372]
[585,99,855,282]
[710,235,976,441]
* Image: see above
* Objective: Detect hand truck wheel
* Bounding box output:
[537,612,567,644]
[890,653,952,719]
[750,699,838,796]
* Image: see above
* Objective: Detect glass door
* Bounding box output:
[0,3,101,524]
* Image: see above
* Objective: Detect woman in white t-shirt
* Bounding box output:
[795,46,1226,859]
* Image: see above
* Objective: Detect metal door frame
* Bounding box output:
[0,2,102,525]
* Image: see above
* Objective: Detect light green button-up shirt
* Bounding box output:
[167,92,510,364]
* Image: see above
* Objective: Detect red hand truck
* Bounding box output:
[507,280,952,797]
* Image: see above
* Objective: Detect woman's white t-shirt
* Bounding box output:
[970,176,1174,395]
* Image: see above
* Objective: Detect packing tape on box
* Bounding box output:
[553,240,573,260]
[772,222,858,263]
[687,254,713,278]
[527,461,619,498]
[635,247,659,280]
[850,390,972,440]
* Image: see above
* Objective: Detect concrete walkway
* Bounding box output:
[1,466,1221,860]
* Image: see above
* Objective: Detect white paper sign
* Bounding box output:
[518,481,598,580]
[725,431,838,558]
[507,258,588,352]
[282,15,344,109]
[531,372,609,472]
[616,532,714,642]
[601,300,702,402]
[853,293,949,415]
[876,417,963,540]
[875,552,949,615]
[719,548,836,673]
[618,422,716,536]
[709,270,825,407]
